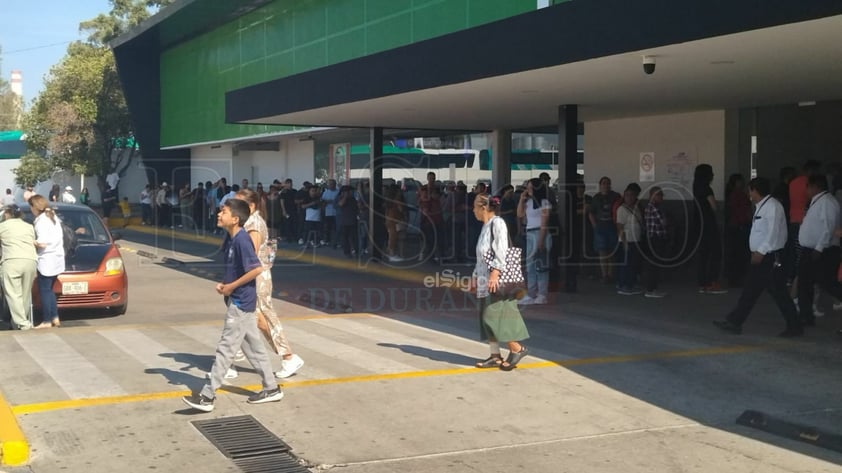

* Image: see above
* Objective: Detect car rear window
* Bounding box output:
[24,209,111,243]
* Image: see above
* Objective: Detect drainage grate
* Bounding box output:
[737,410,842,454]
[192,415,310,473]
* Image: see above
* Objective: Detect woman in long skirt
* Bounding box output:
[472,194,529,371]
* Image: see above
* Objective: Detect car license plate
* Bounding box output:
[62,282,88,295]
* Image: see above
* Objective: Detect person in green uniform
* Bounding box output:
[0,205,38,330]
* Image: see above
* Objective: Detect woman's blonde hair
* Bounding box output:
[28,194,56,224]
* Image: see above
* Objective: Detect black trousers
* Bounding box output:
[727,253,799,330]
[797,246,842,323]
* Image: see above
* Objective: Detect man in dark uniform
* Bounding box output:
[713,178,802,337]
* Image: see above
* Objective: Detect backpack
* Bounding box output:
[61,222,78,258]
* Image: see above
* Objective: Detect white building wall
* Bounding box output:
[585,110,726,200]
[190,144,235,187]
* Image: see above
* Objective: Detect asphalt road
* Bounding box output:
[1,228,841,472]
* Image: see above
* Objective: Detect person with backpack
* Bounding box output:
[28,195,65,328]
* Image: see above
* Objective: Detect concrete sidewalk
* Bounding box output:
[3,226,842,472]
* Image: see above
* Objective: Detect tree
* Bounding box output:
[17,0,174,192]
[13,152,53,187]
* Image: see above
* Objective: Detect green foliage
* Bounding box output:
[22,0,176,190]
[12,152,54,187]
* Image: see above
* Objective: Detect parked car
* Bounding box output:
[0,203,128,321]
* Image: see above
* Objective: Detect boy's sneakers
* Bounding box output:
[182,394,215,412]
[247,387,284,404]
[274,354,304,379]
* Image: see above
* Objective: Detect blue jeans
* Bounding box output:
[525,231,551,298]
[38,273,59,323]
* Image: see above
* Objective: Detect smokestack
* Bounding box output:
[10,70,22,97]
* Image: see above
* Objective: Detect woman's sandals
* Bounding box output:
[500,347,529,371]
[475,355,503,368]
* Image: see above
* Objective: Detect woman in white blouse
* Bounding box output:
[472,194,529,371]
[28,195,65,328]
[516,178,552,305]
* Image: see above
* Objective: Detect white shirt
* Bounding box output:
[525,198,551,230]
[218,191,236,207]
[321,188,339,217]
[61,191,76,204]
[749,195,787,254]
[616,203,643,243]
[34,213,66,277]
[140,190,152,205]
[798,191,841,252]
[106,172,120,189]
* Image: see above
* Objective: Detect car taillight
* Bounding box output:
[103,257,124,276]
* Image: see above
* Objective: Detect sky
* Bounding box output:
[0,0,112,105]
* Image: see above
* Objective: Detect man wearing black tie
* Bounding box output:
[796,174,842,327]
[714,178,801,337]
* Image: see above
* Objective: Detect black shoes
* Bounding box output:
[713,320,742,335]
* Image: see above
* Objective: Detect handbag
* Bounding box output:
[483,218,525,296]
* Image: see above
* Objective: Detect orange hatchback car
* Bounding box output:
[1,203,128,319]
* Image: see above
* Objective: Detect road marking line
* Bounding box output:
[98,329,191,376]
[14,334,126,399]
[10,344,762,415]
[0,391,28,466]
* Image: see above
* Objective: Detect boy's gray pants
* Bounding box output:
[201,302,276,399]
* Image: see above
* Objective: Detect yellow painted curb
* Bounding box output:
[0,391,28,466]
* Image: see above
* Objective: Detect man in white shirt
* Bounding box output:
[714,178,801,337]
[796,174,842,327]
[61,186,77,204]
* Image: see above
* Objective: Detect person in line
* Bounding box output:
[713,178,801,337]
[182,198,283,412]
[300,184,323,248]
[795,174,842,327]
[588,176,620,285]
[102,184,118,224]
[321,179,339,247]
[615,183,644,295]
[61,186,76,204]
[517,178,551,305]
[643,187,668,298]
[140,184,153,225]
[28,195,66,328]
[22,185,35,204]
[337,185,359,258]
[472,194,529,371]
[0,205,38,330]
[693,164,728,294]
[724,174,751,288]
[224,189,305,379]
[384,184,406,262]
[48,184,60,203]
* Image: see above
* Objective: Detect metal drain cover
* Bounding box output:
[192,415,310,472]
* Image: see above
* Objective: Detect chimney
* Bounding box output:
[10,70,22,97]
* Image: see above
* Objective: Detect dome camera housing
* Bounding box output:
[643,56,656,75]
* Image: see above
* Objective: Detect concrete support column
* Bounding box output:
[490,129,512,194]
[558,105,578,292]
[369,127,385,261]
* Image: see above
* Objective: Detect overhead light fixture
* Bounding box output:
[798,101,816,107]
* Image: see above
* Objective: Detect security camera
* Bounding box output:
[643,56,656,75]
